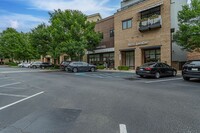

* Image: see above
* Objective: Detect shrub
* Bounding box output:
[118,66,130,71]
[52,64,60,69]
[5,62,18,66]
[96,65,105,69]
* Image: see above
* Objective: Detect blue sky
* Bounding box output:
[0,0,121,32]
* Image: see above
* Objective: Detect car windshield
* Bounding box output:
[141,62,156,67]
[186,61,200,66]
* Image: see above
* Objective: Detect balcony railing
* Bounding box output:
[139,15,162,32]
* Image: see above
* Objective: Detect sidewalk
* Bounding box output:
[97,69,135,73]
[97,69,182,75]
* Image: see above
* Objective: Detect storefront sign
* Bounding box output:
[128,41,149,47]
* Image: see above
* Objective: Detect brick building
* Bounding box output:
[113,0,187,69]
[87,15,115,68]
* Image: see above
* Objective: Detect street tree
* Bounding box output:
[48,9,101,61]
[174,0,200,52]
[30,23,51,60]
[0,28,21,61]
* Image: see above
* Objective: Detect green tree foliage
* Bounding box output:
[48,9,101,61]
[30,23,51,57]
[0,28,37,62]
[174,0,200,51]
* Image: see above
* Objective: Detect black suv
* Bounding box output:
[182,60,200,81]
[60,61,71,71]
[67,61,96,73]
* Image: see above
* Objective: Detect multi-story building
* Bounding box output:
[87,15,115,68]
[87,13,102,22]
[114,0,187,69]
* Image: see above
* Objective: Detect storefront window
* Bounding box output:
[88,53,114,68]
[144,49,160,63]
[125,51,135,68]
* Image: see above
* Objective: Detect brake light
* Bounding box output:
[145,67,152,71]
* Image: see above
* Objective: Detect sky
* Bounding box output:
[0,0,121,32]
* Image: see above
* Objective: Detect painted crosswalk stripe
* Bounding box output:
[119,124,127,133]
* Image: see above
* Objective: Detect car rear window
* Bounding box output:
[141,63,156,67]
[186,61,200,66]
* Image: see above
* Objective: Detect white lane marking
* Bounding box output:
[145,78,182,84]
[0,93,28,98]
[0,91,44,111]
[119,124,127,133]
[0,82,21,88]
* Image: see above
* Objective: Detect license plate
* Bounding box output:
[140,69,144,71]
[192,68,198,71]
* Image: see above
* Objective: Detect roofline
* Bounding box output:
[96,15,114,23]
[87,13,102,19]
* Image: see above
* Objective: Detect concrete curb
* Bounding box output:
[97,69,182,76]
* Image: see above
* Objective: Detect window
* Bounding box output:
[122,19,132,30]
[144,49,161,63]
[125,51,135,68]
[110,29,114,37]
[141,6,161,19]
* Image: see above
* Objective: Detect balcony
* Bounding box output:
[139,15,162,32]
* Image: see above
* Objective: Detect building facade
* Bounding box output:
[114,0,187,69]
[87,15,115,68]
[187,51,200,60]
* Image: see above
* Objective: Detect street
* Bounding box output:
[0,66,200,133]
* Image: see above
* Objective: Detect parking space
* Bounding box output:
[0,75,44,112]
[0,66,200,133]
[73,71,135,79]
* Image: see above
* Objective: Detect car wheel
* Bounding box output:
[73,68,78,73]
[42,66,45,69]
[172,71,177,77]
[155,72,160,79]
[90,67,95,72]
[33,66,36,69]
[65,67,68,72]
[183,77,190,81]
[139,75,144,78]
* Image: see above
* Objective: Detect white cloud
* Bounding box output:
[26,0,118,17]
[0,12,48,32]
[10,20,19,29]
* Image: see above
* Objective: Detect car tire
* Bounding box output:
[65,67,68,72]
[172,71,177,77]
[73,68,78,73]
[139,75,144,78]
[155,72,160,79]
[90,67,95,72]
[33,66,37,69]
[183,77,190,81]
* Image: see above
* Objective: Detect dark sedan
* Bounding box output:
[67,61,96,73]
[40,62,52,69]
[136,62,177,79]
[182,60,200,81]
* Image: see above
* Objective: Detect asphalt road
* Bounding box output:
[0,66,200,133]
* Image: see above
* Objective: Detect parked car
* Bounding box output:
[18,62,31,68]
[60,61,71,71]
[30,62,42,69]
[182,60,200,81]
[136,62,177,79]
[67,61,96,72]
[40,62,53,69]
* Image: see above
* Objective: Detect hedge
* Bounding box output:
[4,62,18,66]
[118,66,130,71]
[96,65,105,69]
